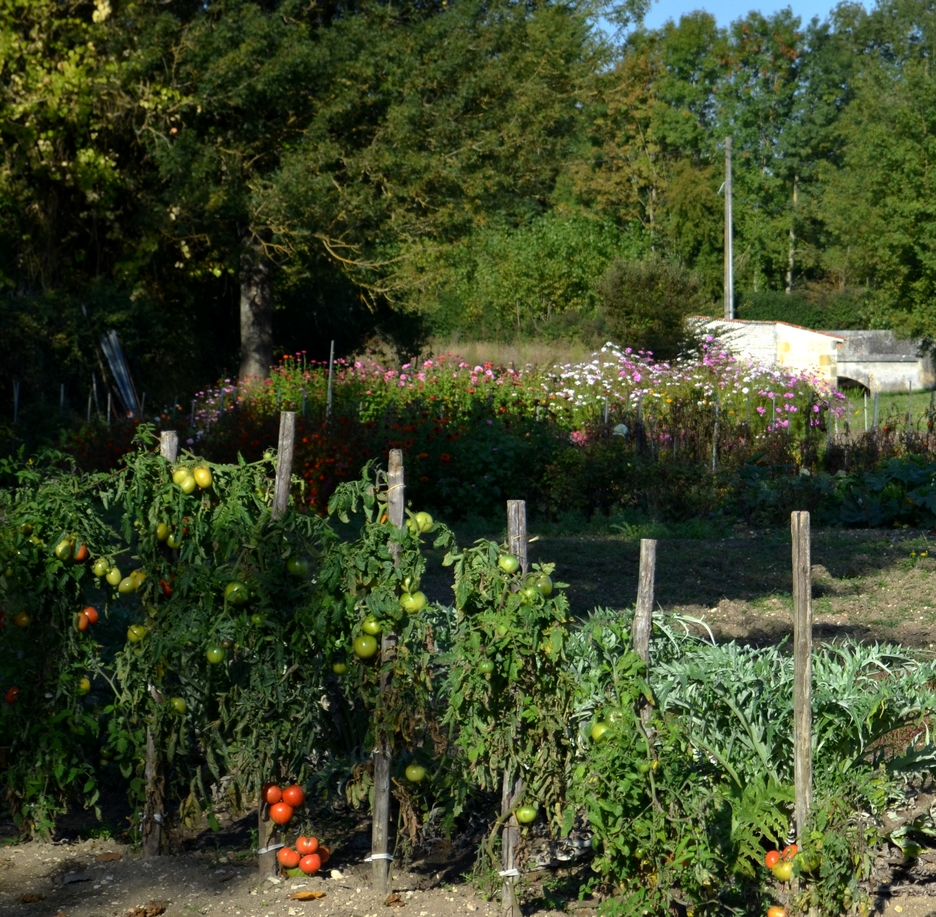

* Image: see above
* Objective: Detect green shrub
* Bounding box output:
[597,257,708,358]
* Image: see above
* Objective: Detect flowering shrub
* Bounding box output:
[57,339,936,525]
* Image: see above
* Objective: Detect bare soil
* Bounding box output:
[4,527,936,917]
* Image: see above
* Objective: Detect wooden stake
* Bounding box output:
[633,539,656,665]
[272,412,296,520]
[141,430,179,858]
[372,449,404,893]
[791,512,813,843]
[501,500,528,917]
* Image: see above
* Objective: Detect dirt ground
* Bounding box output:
[5,527,936,917]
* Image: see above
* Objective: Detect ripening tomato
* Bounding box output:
[82,606,99,625]
[277,847,300,869]
[5,686,20,704]
[317,845,330,864]
[781,844,798,861]
[269,802,294,826]
[192,466,212,489]
[296,836,318,855]
[13,611,31,628]
[767,907,788,917]
[765,850,780,869]
[75,611,89,631]
[73,543,89,562]
[771,861,793,882]
[298,853,321,875]
[77,677,91,695]
[262,783,283,805]
[160,578,173,597]
[281,784,305,807]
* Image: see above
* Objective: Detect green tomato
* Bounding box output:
[127,624,147,643]
[402,575,420,593]
[172,467,190,485]
[106,566,122,586]
[171,697,187,714]
[167,532,183,549]
[54,538,74,561]
[224,581,249,605]
[250,613,266,626]
[362,615,382,636]
[498,554,520,574]
[516,805,538,824]
[532,574,553,596]
[286,556,308,576]
[590,722,610,742]
[405,764,426,783]
[155,522,169,542]
[771,861,793,882]
[118,576,137,594]
[332,660,348,675]
[206,646,226,665]
[400,590,427,614]
[92,558,109,577]
[414,511,433,533]
[353,635,379,659]
[478,659,495,674]
[179,475,197,495]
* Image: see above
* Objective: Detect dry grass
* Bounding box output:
[425,337,600,369]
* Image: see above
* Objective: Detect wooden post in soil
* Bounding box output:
[632,539,656,665]
[140,431,179,858]
[371,449,404,893]
[257,412,298,880]
[633,539,656,728]
[272,411,297,521]
[501,500,528,917]
[791,512,813,847]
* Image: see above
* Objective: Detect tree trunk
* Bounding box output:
[239,236,273,380]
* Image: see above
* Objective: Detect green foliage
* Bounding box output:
[736,288,868,330]
[597,257,708,359]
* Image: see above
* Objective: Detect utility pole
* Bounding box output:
[724,137,734,320]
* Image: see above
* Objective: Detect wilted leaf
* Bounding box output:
[384,893,405,907]
[18,893,44,903]
[288,891,326,901]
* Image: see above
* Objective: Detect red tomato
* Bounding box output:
[767,907,788,917]
[269,802,294,826]
[296,836,318,855]
[75,612,89,632]
[262,783,282,805]
[83,606,99,625]
[5,686,20,704]
[298,853,321,875]
[160,578,173,597]
[318,845,330,864]
[277,847,300,868]
[782,844,798,861]
[282,784,305,807]
[765,850,780,869]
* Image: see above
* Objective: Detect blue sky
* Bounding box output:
[640,0,863,30]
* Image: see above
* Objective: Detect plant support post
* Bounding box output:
[272,412,296,520]
[791,512,813,843]
[500,499,528,917]
[371,449,405,893]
